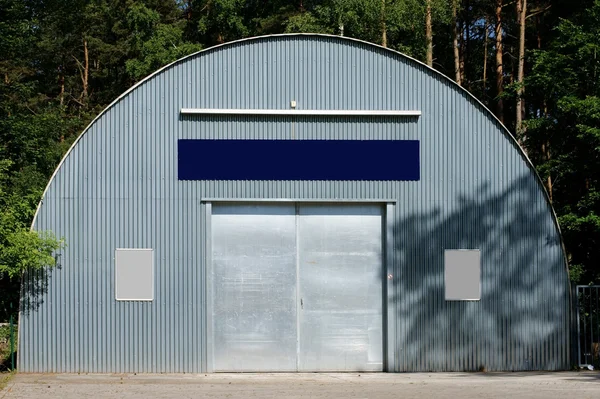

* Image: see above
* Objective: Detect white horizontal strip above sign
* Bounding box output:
[180,108,421,116]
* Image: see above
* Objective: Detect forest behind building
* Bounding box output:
[1,0,600,321]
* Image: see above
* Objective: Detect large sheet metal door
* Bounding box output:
[211,204,297,371]
[297,204,384,371]
[211,203,383,372]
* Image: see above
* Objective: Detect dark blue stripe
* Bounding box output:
[178,139,420,181]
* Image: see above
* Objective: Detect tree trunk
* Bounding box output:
[381,0,387,47]
[459,19,466,84]
[483,22,488,95]
[185,0,192,20]
[541,101,552,202]
[536,15,541,49]
[542,141,553,202]
[516,0,527,148]
[495,0,504,123]
[59,73,65,106]
[464,0,470,90]
[452,0,461,85]
[547,167,553,202]
[510,45,515,86]
[81,38,89,102]
[426,0,433,66]
[536,3,551,200]
[535,5,542,122]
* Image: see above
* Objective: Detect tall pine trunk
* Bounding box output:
[83,38,89,101]
[536,8,552,201]
[74,38,89,105]
[426,0,433,66]
[495,0,504,123]
[542,102,552,203]
[465,0,471,90]
[381,0,387,47]
[543,142,553,202]
[59,68,65,106]
[483,22,488,95]
[516,0,527,151]
[459,19,466,84]
[452,0,461,85]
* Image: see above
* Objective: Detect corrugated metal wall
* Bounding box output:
[20,35,571,372]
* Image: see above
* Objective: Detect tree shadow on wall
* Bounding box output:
[392,174,571,371]
[19,253,62,316]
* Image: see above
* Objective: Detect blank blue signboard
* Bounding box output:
[178,139,420,181]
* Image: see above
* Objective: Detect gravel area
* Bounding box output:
[1,371,599,399]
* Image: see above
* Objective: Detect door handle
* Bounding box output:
[300,298,303,309]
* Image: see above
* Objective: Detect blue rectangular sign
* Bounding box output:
[178,139,419,181]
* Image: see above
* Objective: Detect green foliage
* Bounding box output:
[569,263,586,283]
[0,159,64,321]
[0,321,17,372]
[127,24,200,80]
[285,9,333,34]
[0,230,64,280]
[523,0,600,283]
[284,0,450,57]
[0,160,65,281]
[197,0,250,42]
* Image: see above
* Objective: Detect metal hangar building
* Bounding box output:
[20,34,571,373]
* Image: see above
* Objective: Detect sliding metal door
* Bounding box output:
[297,204,384,371]
[211,204,297,371]
[211,203,384,372]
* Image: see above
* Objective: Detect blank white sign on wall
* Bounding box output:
[115,248,154,301]
[444,249,480,301]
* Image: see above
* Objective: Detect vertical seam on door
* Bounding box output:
[295,203,300,371]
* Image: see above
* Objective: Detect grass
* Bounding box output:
[0,370,15,392]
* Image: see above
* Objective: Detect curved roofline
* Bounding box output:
[29,33,569,277]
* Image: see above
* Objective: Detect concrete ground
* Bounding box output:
[1,372,599,399]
